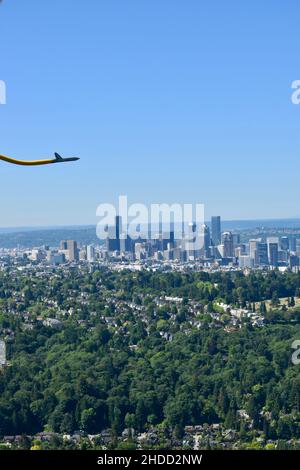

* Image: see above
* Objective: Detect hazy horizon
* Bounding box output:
[2,216,300,234]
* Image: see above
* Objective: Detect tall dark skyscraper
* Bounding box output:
[268,242,279,267]
[280,236,289,251]
[211,216,221,246]
[203,224,211,257]
[222,231,234,258]
[289,237,296,252]
[106,216,122,252]
[115,215,121,241]
[162,221,175,250]
[257,242,269,266]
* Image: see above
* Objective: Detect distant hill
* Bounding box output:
[0,227,100,249]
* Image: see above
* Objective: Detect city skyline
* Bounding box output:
[2,214,299,272]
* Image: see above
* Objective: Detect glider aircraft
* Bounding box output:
[0,152,79,166]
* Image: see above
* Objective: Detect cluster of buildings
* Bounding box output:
[2,216,300,272]
[238,236,299,269]
[101,215,300,270]
[28,240,97,266]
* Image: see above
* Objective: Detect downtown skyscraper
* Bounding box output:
[211,216,221,246]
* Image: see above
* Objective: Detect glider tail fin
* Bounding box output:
[54,152,63,161]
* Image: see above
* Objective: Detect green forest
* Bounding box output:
[0,268,300,448]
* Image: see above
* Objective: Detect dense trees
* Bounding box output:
[0,268,300,442]
[0,319,299,439]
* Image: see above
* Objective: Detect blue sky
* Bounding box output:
[0,0,300,227]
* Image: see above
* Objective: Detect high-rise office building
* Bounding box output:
[162,221,175,250]
[256,242,269,266]
[60,240,68,250]
[232,233,240,247]
[211,216,221,246]
[289,254,299,268]
[280,236,289,251]
[267,241,279,267]
[249,239,257,257]
[115,215,121,240]
[289,237,297,252]
[135,242,146,260]
[203,224,211,257]
[278,250,288,263]
[106,215,122,252]
[222,231,234,258]
[186,222,197,260]
[87,245,95,262]
[235,244,247,258]
[67,240,79,262]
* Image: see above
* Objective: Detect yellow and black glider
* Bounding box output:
[0,152,79,166]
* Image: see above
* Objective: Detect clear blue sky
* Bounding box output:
[0,0,300,227]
